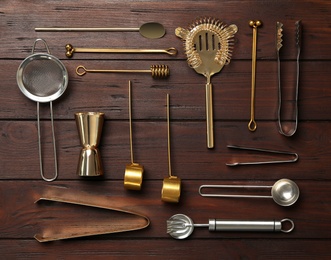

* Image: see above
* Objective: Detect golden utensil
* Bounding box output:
[75,112,104,177]
[161,94,181,203]
[176,17,238,148]
[35,22,166,39]
[248,20,262,132]
[76,64,170,78]
[65,44,177,58]
[124,81,144,190]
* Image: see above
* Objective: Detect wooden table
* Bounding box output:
[1,0,331,258]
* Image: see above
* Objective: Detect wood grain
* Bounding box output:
[1,0,331,258]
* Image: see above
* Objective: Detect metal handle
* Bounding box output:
[206,82,214,148]
[199,184,273,199]
[248,20,262,132]
[37,102,58,182]
[32,38,51,54]
[65,44,177,58]
[208,219,294,233]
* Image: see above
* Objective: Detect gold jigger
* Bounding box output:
[75,112,104,177]
[161,94,181,203]
[124,81,144,190]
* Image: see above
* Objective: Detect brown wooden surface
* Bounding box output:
[1,0,331,258]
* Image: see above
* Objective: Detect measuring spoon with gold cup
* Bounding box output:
[124,81,144,190]
[161,94,181,203]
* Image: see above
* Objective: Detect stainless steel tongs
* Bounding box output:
[277,21,302,136]
[226,145,298,166]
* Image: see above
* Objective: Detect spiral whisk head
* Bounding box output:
[150,64,170,78]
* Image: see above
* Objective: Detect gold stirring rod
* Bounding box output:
[248,20,262,132]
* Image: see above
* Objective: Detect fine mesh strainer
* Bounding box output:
[17,38,69,181]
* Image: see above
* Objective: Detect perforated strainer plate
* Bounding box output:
[17,53,68,103]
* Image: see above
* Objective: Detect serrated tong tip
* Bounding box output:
[276,22,283,51]
[295,20,302,48]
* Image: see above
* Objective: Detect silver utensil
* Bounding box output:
[16,38,69,182]
[199,179,300,207]
[167,214,294,239]
[226,145,299,166]
[277,20,302,136]
[35,22,166,39]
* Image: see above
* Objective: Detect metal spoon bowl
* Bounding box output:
[139,22,165,39]
[271,178,300,206]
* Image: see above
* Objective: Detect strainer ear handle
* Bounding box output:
[32,38,51,54]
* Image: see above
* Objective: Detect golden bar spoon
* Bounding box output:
[248,20,262,132]
[36,22,166,39]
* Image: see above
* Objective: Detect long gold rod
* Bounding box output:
[167,94,172,178]
[129,81,134,164]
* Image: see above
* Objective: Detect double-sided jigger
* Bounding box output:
[161,94,181,203]
[124,81,144,190]
[75,112,105,177]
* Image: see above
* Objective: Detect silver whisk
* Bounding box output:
[76,64,170,78]
[167,214,294,239]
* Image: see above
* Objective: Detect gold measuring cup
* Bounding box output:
[161,94,181,203]
[75,112,104,177]
[124,81,144,190]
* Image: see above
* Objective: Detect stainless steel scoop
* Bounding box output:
[167,214,294,239]
[199,178,299,207]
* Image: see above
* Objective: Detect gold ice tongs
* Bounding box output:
[277,21,302,136]
[34,187,150,242]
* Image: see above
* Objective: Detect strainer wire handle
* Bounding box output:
[37,102,58,182]
[32,38,51,54]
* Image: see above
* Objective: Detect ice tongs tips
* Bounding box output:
[277,20,302,137]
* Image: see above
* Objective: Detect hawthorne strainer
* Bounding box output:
[16,38,69,181]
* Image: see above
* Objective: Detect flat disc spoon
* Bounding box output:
[35,22,166,39]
